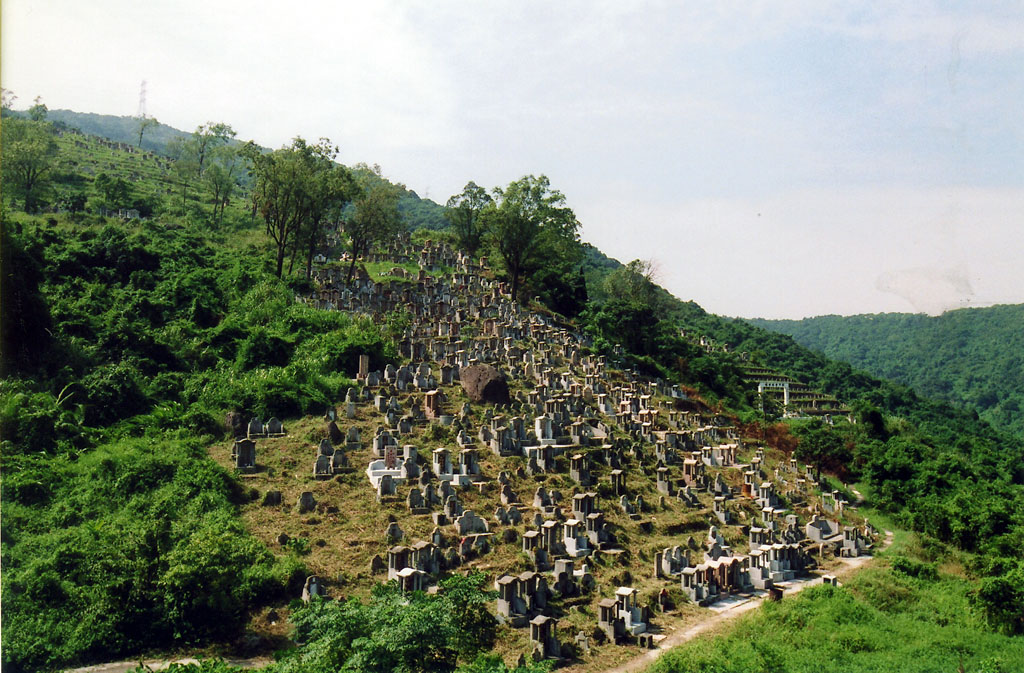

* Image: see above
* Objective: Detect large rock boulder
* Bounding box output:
[459,364,511,405]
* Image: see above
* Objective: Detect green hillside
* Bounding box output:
[749,306,1024,439]
[3,112,1024,673]
[44,108,191,155]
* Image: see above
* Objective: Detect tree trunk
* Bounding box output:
[275,244,286,278]
[305,228,317,279]
[510,265,521,302]
[346,255,358,284]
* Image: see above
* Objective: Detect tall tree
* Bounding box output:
[28,96,48,122]
[484,174,580,302]
[135,116,159,148]
[203,144,242,225]
[191,122,235,176]
[444,181,492,256]
[1,119,58,212]
[298,150,359,279]
[244,137,359,278]
[345,176,404,283]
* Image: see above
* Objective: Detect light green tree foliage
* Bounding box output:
[203,144,241,225]
[244,137,359,278]
[295,143,359,278]
[1,118,59,212]
[167,122,235,211]
[28,96,48,121]
[135,116,159,148]
[191,122,236,176]
[346,166,404,282]
[484,174,580,302]
[90,172,133,212]
[602,259,661,308]
[444,181,492,256]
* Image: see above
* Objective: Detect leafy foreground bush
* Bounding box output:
[1,437,300,672]
[271,574,501,673]
[649,565,1024,673]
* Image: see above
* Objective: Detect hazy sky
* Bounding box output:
[3,1,1022,318]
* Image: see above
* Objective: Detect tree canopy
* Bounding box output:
[346,169,404,282]
[243,137,359,277]
[1,118,59,212]
[444,181,492,256]
[483,175,580,302]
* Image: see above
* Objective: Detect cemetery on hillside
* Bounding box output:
[211,235,878,668]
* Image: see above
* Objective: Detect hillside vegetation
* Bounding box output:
[2,110,1024,673]
[750,307,1024,439]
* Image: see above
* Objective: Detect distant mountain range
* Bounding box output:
[749,305,1024,438]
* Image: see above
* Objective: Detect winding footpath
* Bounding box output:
[602,529,895,673]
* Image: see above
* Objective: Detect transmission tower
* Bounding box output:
[136,80,148,118]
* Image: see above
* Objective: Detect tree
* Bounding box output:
[346,173,404,283]
[1,87,17,110]
[203,145,242,225]
[444,181,492,256]
[167,136,200,210]
[438,573,496,658]
[296,150,358,279]
[1,118,58,212]
[191,122,235,176]
[794,419,847,481]
[91,172,133,212]
[28,96,48,121]
[604,259,662,309]
[135,116,159,148]
[244,137,359,278]
[484,175,580,302]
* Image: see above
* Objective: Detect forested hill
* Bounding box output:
[44,109,191,155]
[749,305,1024,439]
[5,108,1024,672]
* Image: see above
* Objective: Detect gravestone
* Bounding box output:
[298,491,317,513]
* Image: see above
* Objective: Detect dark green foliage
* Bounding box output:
[750,307,1024,439]
[0,211,395,670]
[1,218,393,448]
[792,419,851,480]
[0,220,55,377]
[1,439,289,672]
[130,662,245,673]
[974,565,1024,635]
[272,573,497,673]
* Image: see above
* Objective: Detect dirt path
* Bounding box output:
[64,656,272,673]
[603,530,894,673]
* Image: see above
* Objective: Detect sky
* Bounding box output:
[3,0,1022,318]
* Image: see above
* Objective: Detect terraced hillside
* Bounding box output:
[209,237,876,670]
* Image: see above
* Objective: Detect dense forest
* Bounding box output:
[749,308,1024,439]
[3,108,1023,673]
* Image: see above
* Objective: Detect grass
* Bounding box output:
[647,567,1024,673]
[204,365,879,671]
